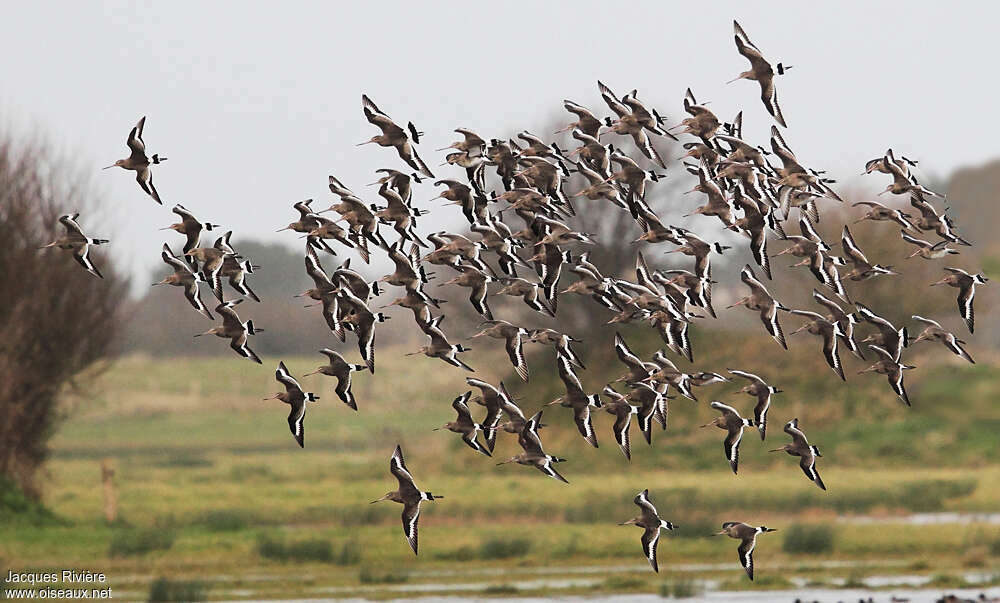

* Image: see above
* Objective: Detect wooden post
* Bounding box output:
[101,458,117,524]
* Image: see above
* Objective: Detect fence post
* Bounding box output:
[101,458,117,523]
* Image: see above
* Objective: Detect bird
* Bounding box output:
[302,348,367,410]
[339,288,390,373]
[436,128,486,156]
[371,445,441,555]
[858,344,915,406]
[160,204,220,262]
[769,418,826,490]
[729,20,791,127]
[40,214,109,278]
[557,100,603,137]
[841,225,897,281]
[601,386,639,460]
[812,289,865,360]
[194,300,262,364]
[104,116,166,203]
[856,301,909,360]
[727,265,788,349]
[497,411,568,483]
[713,521,778,581]
[613,332,657,383]
[434,392,491,456]
[851,201,917,232]
[184,244,232,302]
[496,277,555,317]
[910,315,974,363]
[468,320,529,381]
[701,401,753,474]
[547,355,602,448]
[625,381,666,444]
[788,309,845,381]
[619,489,676,572]
[900,231,961,260]
[153,243,213,319]
[358,95,433,178]
[931,268,988,334]
[407,316,474,371]
[440,263,494,320]
[263,361,319,448]
[528,328,585,368]
[727,369,781,440]
[464,377,510,452]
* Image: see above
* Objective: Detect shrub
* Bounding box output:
[897,478,977,512]
[478,537,532,559]
[0,136,128,497]
[147,577,207,602]
[481,584,518,594]
[604,575,646,590]
[256,534,356,564]
[0,476,62,526]
[195,509,250,532]
[358,566,408,584]
[109,527,176,557]
[781,523,834,554]
[659,577,701,598]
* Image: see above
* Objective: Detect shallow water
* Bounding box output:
[239,587,1000,602]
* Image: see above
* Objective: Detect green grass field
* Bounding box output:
[2,336,999,600]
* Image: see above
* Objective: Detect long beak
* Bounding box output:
[767,448,783,452]
[276,227,291,233]
[356,141,375,146]
[102,164,116,170]
[302,370,319,377]
[725,76,742,84]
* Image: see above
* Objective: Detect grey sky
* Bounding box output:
[1,1,995,282]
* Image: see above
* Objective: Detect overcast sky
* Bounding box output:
[1,1,996,283]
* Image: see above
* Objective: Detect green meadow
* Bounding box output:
[2,329,999,600]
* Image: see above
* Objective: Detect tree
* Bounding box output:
[0,135,128,498]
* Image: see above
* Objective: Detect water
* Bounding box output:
[236,589,1000,602]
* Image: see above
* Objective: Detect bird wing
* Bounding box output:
[557,354,585,395]
[737,535,756,581]
[641,526,661,573]
[728,369,766,386]
[276,361,304,394]
[401,502,420,555]
[840,225,869,266]
[390,446,419,496]
[573,405,598,447]
[505,334,529,382]
[451,392,474,423]
[598,80,630,118]
[127,116,147,160]
[286,401,305,448]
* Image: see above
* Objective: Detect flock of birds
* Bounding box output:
[40,20,990,583]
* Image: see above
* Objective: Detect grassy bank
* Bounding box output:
[1,341,998,599]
